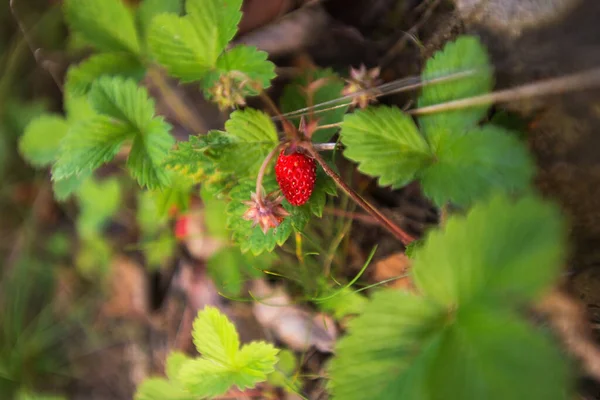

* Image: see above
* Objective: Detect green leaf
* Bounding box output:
[429,305,570,400]
[89,76,156,131]
[192,306,240,364]
[418,35,493,146]
[412,194,565,308]
[186,0,243,62]
[305,167,337,217]
[201,185,230,238]
[329,290,445,400]
[166,351,191,381]
[419,125,534,207]
[134,378,194,400]
[232,341,278,384]
[281,69,348,143]
[64,0,141,54]
[147,13,212,82]
[178,360,235,398]
[207,247,273,296]
[318,287,367,319]
[204,45,276,97]
[137,0,183,39]
[19,115,69,167]
[152,171,193,216]
[66,53,145,96]
[329,290,570,400]
[341,106,433,189]
[64,91,97,123]
[52,116,130,180]
[127,119,175,189]
[220,108,279,177]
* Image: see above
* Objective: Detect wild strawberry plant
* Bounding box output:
[17,0,573,398]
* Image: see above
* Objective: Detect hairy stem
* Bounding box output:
[305,145,416,245]
[255,144,284,205]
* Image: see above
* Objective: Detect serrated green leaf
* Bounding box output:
[429,305,570,400]
[418,35,493,146]
[220,108,279,177]
[64,0,141,54]
[186,0,243,61]
[204,45,276,98]
[66,53,145,96]
[281,69,348,143]
[166,351,191,381]
[192,306,240,364]
[134,377,194,400]
[53,170,92,201]
[178,359,238,398]
[52,116,130,180]
[137,0,183,39]
[232,341,278,383]
[341,106,433,189]
[19,115,69,167]
[329,290,445,400]
[147,13,212,82]
[89,76,156,130]
[127,120,175,189]
[419,125,534,207]
[412,195,565,308]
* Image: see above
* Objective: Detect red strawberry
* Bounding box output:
[174,216,189,240]
[275,150,316,206]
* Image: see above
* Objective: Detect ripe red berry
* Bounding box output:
[275,150,316,206]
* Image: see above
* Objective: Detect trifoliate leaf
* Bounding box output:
[412,194,565,308]
[19,115,69,167]
[52,116,130,180]
[89,77,156,131]
[66,53,145,96]
[281,69,348,143]
[329,290,445,400]
[430,305,570,400]
[137,0,183,39]
[186,0,243,61]
[203,45,276,99]
[418,35,493,146]
[329,289,571,400]
[220,108,279,177]
[192,306,240,364]
[147,13,212,82]
[134,378,194,400]
[53,170,92,201]
[166,351,191,381]
[127,119,175,189]
[64,0,141,54]
[341,106,433,189]
[419,125,534,207]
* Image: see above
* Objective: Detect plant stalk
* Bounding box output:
[305,145,416,245]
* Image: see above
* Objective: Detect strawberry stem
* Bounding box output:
[304,144,416,246]
[255,144,285,206]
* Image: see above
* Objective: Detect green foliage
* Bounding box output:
[19,115,69,167]
[136,307,278,399]
[281,69,348,142]
[341,106,433,189]
[66,53,145,96]
[137,191,175,270]
[207,246,273,296]
[64,0,141,54]
[340,36,533,207]
[318,287,367,320]
[137,0,184,39]
[329,195,571,400]
[418,35,494,146]
[147,0,273,100]
[53,77,174,190]
[419,125,534,206]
